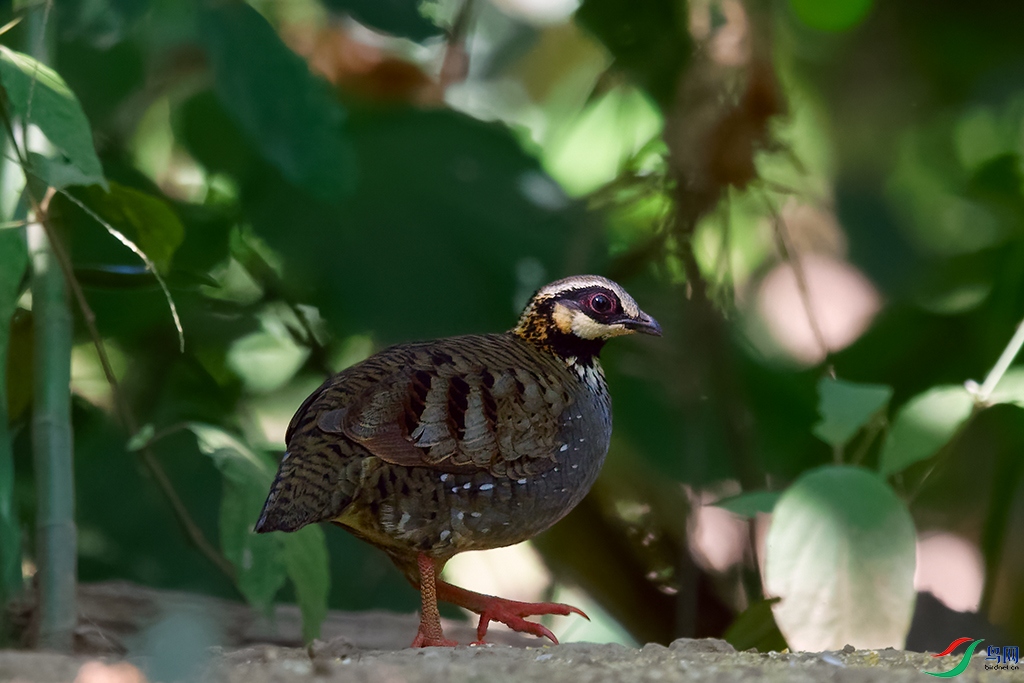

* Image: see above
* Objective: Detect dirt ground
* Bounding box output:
[1,583,1021,682]
[4,638,1022,683]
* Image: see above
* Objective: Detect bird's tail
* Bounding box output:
[255,447,350,533]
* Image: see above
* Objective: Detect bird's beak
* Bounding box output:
[624,311,662,336]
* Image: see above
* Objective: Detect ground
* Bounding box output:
[1,583,1020,682]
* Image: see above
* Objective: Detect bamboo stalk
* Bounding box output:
[27,208,76,652]
[25,3,76,652]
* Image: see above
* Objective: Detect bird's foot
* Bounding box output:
[410,629,459,648]
[473,597,589,644]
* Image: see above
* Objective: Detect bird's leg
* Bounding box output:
[436,579,589,645]
[410,553,458,647]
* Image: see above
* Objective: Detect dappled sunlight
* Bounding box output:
[915,532,984,614]
[754,254,882,365]
[443,541,551,605]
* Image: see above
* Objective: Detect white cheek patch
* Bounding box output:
[571,315,630,340]
[551,302,575,334]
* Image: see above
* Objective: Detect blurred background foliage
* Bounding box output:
[1,0,1024,655]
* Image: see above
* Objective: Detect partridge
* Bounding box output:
[255,275,661,646]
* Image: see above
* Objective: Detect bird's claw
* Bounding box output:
[475,600,590,644]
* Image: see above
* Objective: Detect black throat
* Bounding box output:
[513,300,606,365]
[542,329,605,365]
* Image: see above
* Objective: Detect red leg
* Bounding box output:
[410,554,458,647]
[436,580,589,645]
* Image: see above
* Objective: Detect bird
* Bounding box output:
[255,275,661,647]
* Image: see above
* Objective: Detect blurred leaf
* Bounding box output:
[72,265,218,290]
[812,377,893,449]
[27,151,100,189]
[226,312,309,394]
[126,423,154,452]
[77,183,185,275]
[200,4,354,202]
[878,385,975,476]
[189,423,286,615]
[322,0,440,41]
[724,598,786,652]
[576,0,691,109]
[764,466,916,650]
[788,0,875,32]
[187,423,329,636]
[281,525,329,643]
[0,46,105,188]
[712,491,780,518]
[0,228,27,605]
[988,367,1024,409]
[245,108,591,342]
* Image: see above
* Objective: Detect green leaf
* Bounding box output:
[576,0,692,109]
[281,525,330,643]
[0,46,105,188]
[0,227,27,604]
[812,377,893,449]
[878,385,976,476]
[78,183,185,275]
[27,151,100,190]
[200,4,354,202]
[188,423,330,637]
[723,598,787,653]
[788,0,875,32]
[764,465,916,650]
[126,423,155,452]
[189,423,286,615]
[987,366,1024,409]
[712,491,781,518]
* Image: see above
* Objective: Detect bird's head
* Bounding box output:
[512,275,661,362]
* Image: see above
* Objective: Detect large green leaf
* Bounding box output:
[878,385,976,476]
[200,4,354,202]
[764,466,916,651]
[812,377,893,449]
[0,47,105,188]
[188,423,329,640]
[576,0,691,109]
[77,183,185,275]
[987,366,1024,409]
[281,526,330,643]
[0,227,27,606]
[189,423,285,615]
[231,107,590,343]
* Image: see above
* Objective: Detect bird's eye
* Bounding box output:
[588,293,613,314]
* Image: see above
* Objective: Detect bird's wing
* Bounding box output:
[314,348,569,478]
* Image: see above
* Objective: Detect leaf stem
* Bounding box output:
[975,317,1024,403]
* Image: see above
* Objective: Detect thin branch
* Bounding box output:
[58,190,185,352]
[29,191,235,581]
